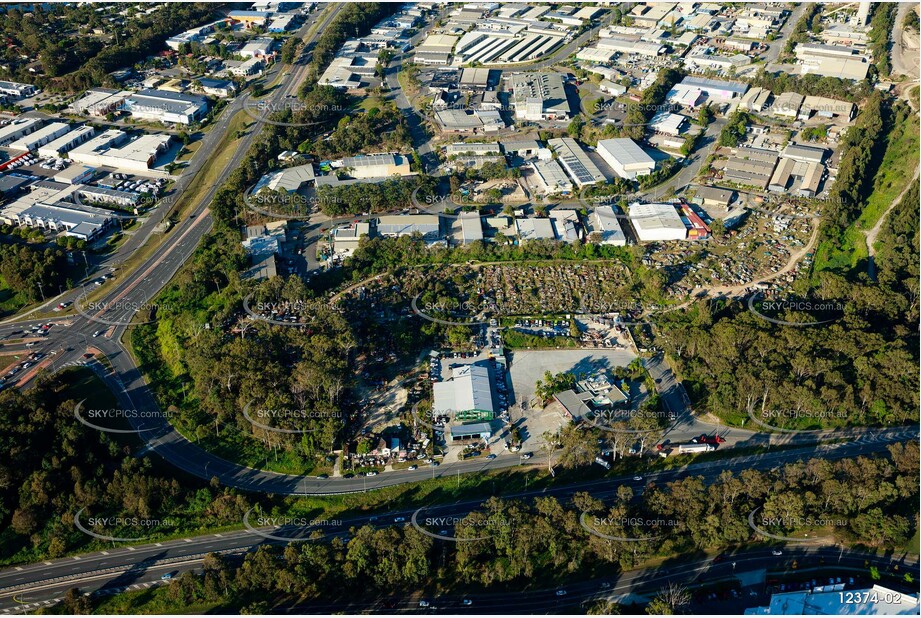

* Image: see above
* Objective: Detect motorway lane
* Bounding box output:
[1,434,917,612]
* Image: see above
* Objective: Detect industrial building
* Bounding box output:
[69,88,129,116]
[0,117,44,147]
[589,205,627,246]
[254,163,315,193]
[339,153,411,178]
[53,165,95,186]
[331,221,372,255]
[628,202,688,242]
[771,91,805,118]
[433,364,495,421]
[7,122,71,152]
[37,125,96,159]
[547,137,606,187]
[739,87,773,113]
[530,158,572,194]
[239,38,276,59]
[457,212,484,245]
[799,96,855,120]
[597,138,656,180]
[693,185,735,209]
[649,112,688,137]
[516,217,558,242]
[508,72,570,121]
[667,76,749,106]
[594,36,665,57]
[228,10,270,28]
[723,147,779,190]
[0,80,36,98]
[549,209,582,241]
[376,214,441,240]
[446,142,502,157]
[68,130,172,173]
[414,33,458,65]
[121,89,208,125]
[781,144,827,165]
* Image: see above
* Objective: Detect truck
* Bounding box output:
[678,443,715,454]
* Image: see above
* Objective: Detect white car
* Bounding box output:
[633,475,643,481]
[555,590,567,597]
[418,600,429,607]
[771,549,783,556]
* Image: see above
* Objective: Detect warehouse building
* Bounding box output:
[508,72,570,121]
[0,80,36,98]
[434,364,495,421]
[68,130,173,173]
[781,144,827,165]
[693,185,735,209]
[516,217,558,242]
[37,125,96,159]
[331,221,372,255]
[448,421,494,442]
[376,214,441,240]
[340,153,411,178]
[649,112,688,136]
[799,95,855,120]
[446,142,502,157]
[254,163,315,193]
[457,212,484,245]
[588,205,626,246]
[0,117,44,147]
[628,202,688,242]
[53,165,95,186]
[597,138,656,180]
[547,137,606,187]
[595,36,665,57]
[530,158,572,194]
[7,122,71,152]
[668,76,748,105]
[771,91,804,118]
[70,88,129,116]
[228,10,270,28]
[121,89,208,125]
[723,147,778,190]
[739,87,773,113]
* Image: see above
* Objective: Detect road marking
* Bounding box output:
[155,543,162,547]
[13,567,22,571]
[43,562,51,566]
[101,551,109,555]
[73,556,81,560]
[184,538,192,542]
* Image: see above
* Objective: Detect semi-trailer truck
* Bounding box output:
[677,443,715,454]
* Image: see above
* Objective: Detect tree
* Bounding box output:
[647,583,691,614]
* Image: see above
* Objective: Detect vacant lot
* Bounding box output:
[507,349,637,406]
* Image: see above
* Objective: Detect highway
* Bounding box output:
[0,433,916,613]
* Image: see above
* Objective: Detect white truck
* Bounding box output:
[677,443,715,454]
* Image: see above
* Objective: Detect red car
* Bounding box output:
[82,353,94,359]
